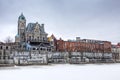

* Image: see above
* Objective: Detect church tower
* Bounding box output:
[18,13,26,42]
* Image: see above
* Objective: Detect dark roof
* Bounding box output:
[26,23,35,32]
[30,42,50,47]
[0,42,16,46]
[26,22,45,33]
[0,42,4,45]
[18,13,26,20]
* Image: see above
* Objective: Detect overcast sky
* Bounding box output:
[0,0,119,43]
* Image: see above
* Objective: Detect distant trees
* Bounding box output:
[4,36,13,43]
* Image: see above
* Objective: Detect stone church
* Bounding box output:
[15,13,52,52]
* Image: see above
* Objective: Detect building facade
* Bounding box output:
[55,37,111,53]
[15,13,52,52]
[0,13,120,65]
[0,42,15,64]
[111,43,120,62]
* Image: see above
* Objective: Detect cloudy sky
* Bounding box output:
[0,0,119,43]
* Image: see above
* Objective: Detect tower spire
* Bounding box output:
[18,12,26,20]
[21,12,23,16]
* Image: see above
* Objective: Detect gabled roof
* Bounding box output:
[39,43,51,47]
[26,23,35,32]
[39,43,46,47]
[51,34,57,40]
[26,22,46,33]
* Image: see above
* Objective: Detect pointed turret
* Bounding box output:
[18,13,26,21]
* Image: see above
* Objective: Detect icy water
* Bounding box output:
[0,64,120,80]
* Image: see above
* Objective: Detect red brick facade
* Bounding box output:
[55,39,111,53]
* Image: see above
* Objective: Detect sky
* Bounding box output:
[0,0,120,44]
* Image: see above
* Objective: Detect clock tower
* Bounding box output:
[18,13,26,42]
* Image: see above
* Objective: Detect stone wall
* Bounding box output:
[0,50,119,65]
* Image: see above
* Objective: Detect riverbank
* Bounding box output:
[0,64,15,67]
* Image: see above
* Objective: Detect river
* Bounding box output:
[0,63,120,80]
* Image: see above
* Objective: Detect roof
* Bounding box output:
[0,42,16,45]
[51,34,57,40]
[5,42,15,45]
[26,22,45,33]
[28,42,51,48]
[18,13,26,20]
[26,23,35,32]
[0,42,4,45]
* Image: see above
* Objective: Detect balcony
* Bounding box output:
[28,39,48,43]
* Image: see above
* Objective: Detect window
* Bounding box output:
[33,48,35,50]
[37,37,39,40]
[29,36,31,40]
[40,48,42,50]
[3,56,5,59]
[0,46,2,49]
[43,37,45,41]
[6,46,8,49]
[49,48,51,51]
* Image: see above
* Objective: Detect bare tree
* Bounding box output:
[4,36,13,43]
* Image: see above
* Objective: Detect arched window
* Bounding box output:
[6,46,8,49]
[33,48,35,50]
[40,48,42,50]
[0,46,2,49]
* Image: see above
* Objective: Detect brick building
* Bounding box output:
[55,37,111,53]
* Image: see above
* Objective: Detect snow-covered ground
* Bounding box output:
[0,64,120,80]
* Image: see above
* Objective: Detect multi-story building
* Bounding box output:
[55,37,111,53]
[0,13,52,65]
[0,13,119,65]
[0,42,15,64]
[117,43,120,61]
[15,13,52,52]
[111,43,120,61]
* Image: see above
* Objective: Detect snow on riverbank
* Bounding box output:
[0,64,120,80]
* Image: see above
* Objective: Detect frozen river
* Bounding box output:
[0,63,120,80]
